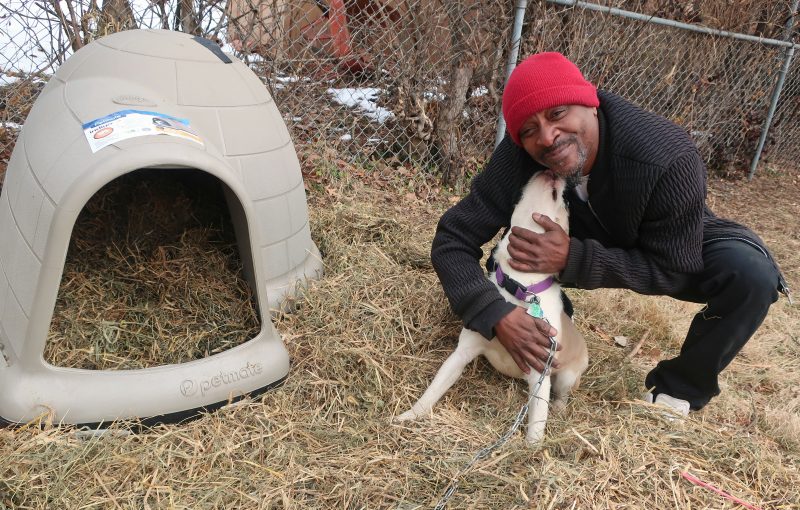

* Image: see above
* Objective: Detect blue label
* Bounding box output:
[82,110,189,130]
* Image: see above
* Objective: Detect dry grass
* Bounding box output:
[44,169,260,370]
[0,152,798,508]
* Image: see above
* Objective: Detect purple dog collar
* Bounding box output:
[495,266,555,301]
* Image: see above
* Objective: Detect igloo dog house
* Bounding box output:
[0,29,322,426]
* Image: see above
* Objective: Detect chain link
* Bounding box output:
[0,1,798,180]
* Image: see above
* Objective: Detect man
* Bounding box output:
[431,52,791,414]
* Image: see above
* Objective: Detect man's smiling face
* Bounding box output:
[518,104,600,181]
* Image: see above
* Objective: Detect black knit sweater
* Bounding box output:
[431,91,788,339]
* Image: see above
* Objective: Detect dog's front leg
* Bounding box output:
[395,329,485,422]
[525,372,551,443]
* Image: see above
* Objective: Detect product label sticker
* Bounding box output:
[82,110,204,153]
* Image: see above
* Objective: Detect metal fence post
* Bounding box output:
[494,0,529,148]
[749,0,799,179]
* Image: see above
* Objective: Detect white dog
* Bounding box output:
[397,170,589,443]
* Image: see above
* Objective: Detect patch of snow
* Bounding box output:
[339,134,352,141]
[424,90,446,101]
[1,121,22,130]
[276,75,306,83]
[471,86,489,97]
[327,87,394,124]
[419,86,487,103]
[243,53,267,64]
[273,75,313,90]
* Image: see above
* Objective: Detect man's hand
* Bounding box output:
[507,213,569,274]
[495,307,560,374]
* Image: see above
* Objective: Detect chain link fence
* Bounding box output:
[526,2,792,176]
[0,0,798,184]
[767,49,800,167]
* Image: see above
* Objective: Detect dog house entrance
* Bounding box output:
[45,168,261,371]
[1,29,324,426]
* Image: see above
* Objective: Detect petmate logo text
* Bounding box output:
[179,362,263,397]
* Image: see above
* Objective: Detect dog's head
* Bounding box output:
[515,170,569,234]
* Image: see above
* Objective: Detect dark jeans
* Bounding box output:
[644,240,781,410]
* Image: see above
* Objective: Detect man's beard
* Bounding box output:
[543,136,588,190]
[564,141,588,191]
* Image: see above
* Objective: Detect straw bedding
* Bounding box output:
[0,148,798,508]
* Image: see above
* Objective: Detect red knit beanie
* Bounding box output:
[502,52,599,146]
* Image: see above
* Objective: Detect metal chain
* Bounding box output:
[433,316,558,510]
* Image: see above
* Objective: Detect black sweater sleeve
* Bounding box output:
[560,151,706,294]
[430,137,525,338]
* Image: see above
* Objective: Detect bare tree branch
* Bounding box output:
[49,0,82,51]
[63,0,84,49]
[177,0,200,35]
[100,0,136,35]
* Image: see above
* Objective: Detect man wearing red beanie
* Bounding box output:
[431,52,790,414]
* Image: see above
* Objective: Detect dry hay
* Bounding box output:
[0,155,799,508]
[44,169,260,370]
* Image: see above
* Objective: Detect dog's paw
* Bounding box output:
[393,410,420,422]
[550,398,567,414]
[525,422,546,444]
[525,431,545,444]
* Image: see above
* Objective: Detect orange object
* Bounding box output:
[327,0,353,58]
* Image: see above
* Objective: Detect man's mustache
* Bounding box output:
[543,136,578,157]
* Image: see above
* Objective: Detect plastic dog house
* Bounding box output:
[0,29,322,426]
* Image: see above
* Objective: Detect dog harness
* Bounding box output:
[494,266,554,304]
